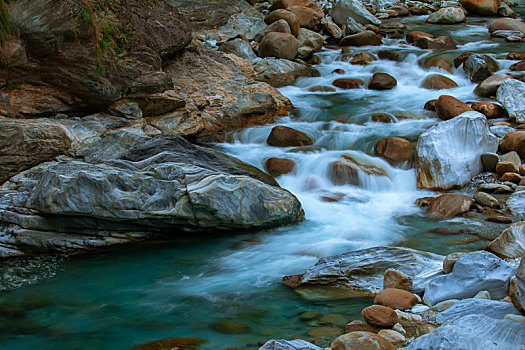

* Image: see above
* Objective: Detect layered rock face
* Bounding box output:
[0,132,303,257]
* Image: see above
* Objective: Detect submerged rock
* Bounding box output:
[423,251,516,306]
[406,314,525,350]
[416,111,499,190]
[283,246,444,299]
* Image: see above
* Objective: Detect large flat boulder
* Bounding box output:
[283,246,444,299]
[436,298,521,324]
[0,132,303,256]
[406,314,525,350]
[416,111,499,190]
[423,251,516,306]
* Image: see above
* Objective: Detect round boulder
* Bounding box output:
[340,31,382,46]
[351,52,376,65]
[427,7,466,24]
[368,73,397,90]
[435,95,473,120]
[383,268,413,291]
[474,74,510,97]
[463,54,499,83]
[362,305,398,328]
[267,126,313,147]
[510,60,525,71]
[255,19,292,42]
[406,30,434,44]
[489,18,525,35]
[421,74,458,90]
[265,158,296,177]
[331,331,396,350]
[265,9,301,37]
[374,137,414,166]
[459,0,500,15]
[374,288,419,310]
[287,6,323,31]
[258,32,299,60]
[427,193,473,219]
[469,101,504,119]
[499,131,525,158]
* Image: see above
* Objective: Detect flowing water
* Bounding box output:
[1,13,524,350]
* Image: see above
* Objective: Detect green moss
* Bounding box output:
[0,0,18,47]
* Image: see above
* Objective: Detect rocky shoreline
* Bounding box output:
[0,0,525,349]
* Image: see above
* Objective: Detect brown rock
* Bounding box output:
[0,40,28,68]
[428,193,473,219]
[351,52,376,65]
[265,9,301,37]
[424,99,437,111]
[520,165,525,176]
[267,126,313,147]
[287,6,323,31]
[489,18,525,35]
[500,172,522,183]
[0,118,72,184]
[340,31,382,47]
[499,131,525,158]
[282,274,303,287]
[487,222,525,259]
[435,95,473,120]
[383,268,413,291]
[377,50,401,61]
[210,320,250,334]
[265,158,296,177]
[421,55,454,73]
[377,329,406,346]
[331,331,395,350]
[509,276,524,312]
[415,36,456,50]
[474,74,511,98]
[421,74,458,90]
[406,31,434,44]
[469,101,504,119]
[368,73,397,90]
[255,19,292,42]
[454,52,473,68]
[416,197,434,207]
[258,32,299,60]
[345,320,379,333]
[443,252,466,273]
[463,54,500,83]
[508,51,525,60]
[510,60,525,71]
[332,68,345,74]
[496,161,518,175]
[459,0,500,15]
[374,288,419,310]
[272,0,323,12]
[308,326,343,339]
[328,155,388,186]
[362,305,398,328]
[374,137,414,166]
[371,113,395,123]
[333,78,365,89]
[415,324,437,338]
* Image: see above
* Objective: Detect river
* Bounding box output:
[0,12,524,350]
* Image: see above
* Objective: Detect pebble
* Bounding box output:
[474,290,491,299]
[432,299,459,312]
[504,314,525,322]
[411,304,430,313]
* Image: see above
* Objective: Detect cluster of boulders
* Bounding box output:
[266,238,525,349]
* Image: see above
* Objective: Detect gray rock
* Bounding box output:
[204,7,267,41]
[481,152,499,172]
[507,190,525,216]
[251,58,319,88]
[0,133,303,255]
[423,251,516,306]
[259,339,322,350]
[463,54,499,83]
[416,111,499,190]
[436,298,521,324]
[514,257,525,310]
[491,30,524,39]
[219,38,257,60]
[497,78,525,123]
[331,0,381,26]
[284,246,444,299]
[344,16,366,35]
[297,28,324,52]
[427,7,466,24]
[490,125,516,138]
[479,183,514,193]
[406,314,525,350]
[488,222,525,259]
